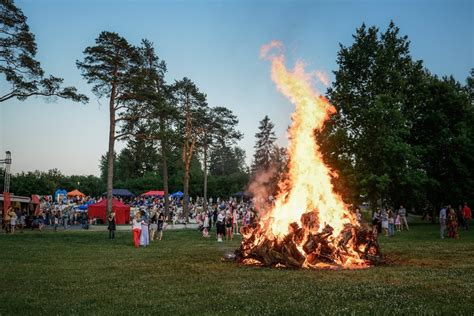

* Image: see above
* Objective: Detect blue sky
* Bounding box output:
[1,0,472,176]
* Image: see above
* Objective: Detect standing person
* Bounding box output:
[381,208,389,236]
[462,202,471,230]
[232,207,239,235]
[53,213,59,232]
[212,207,218,227]
[439,205,447,239]
[447,207,459,239]
[157,212,165,241]
[398,205,409,231]
[149,213,158,241]
[355,208,362,224]
[20,211,26,233]
[225,211,233,241]
[202,213,210,238]
[132,212,142,248]
[371,209,381,237]
[9,207,17,234]
[216,211,225,242]
[395,213,401,232]
[63,211,68,230]
[140,213,149,247]
[108,210,116,240]
[387,209,395,237]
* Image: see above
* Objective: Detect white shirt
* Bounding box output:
[132,218,141,230]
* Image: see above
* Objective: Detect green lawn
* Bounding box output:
[1,223,473,315]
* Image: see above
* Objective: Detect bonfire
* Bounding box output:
[235,41,382,269]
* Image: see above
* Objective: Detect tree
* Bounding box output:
[77,31,140,216]
[172,78,208,222]
[251,115,277,174]
[319,22,428,209]
[0,0,87,103]
[199,106,242,211]
[120,39,177,216]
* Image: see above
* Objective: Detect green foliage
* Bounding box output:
[0,0,88,103]
[7,169,104,197]
[251,115,277,173]
[319,21,474,211]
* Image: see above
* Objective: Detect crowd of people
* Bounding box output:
[369,205,410,238]
[439,203,471,239]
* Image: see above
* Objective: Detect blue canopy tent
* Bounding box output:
[102,189,135,197]
[54,189,68,202]
[170,191,184,198]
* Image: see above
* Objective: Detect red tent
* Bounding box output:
[87,198,130,224]
[142,190,165,197]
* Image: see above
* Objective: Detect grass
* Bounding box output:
[0,223,473,315]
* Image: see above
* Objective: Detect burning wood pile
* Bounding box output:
[234,41,383,270]
[236,214,382,269]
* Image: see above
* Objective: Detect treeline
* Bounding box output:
[317,22,474,212]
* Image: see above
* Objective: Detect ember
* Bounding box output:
[235,41,382,269]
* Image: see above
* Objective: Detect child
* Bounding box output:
[388,209,395,236]
[395,213,401,232]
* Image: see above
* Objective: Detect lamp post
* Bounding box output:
[1,151,12,222]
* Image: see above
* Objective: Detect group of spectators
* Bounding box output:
[369,205,410,238]
[195,200,256,242]
[439,202,471,239]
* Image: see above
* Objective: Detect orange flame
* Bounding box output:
[260,41,354,239]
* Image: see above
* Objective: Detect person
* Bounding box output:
[140,212,149,247]
[447,207,459,239]
[387,209,395,237]
[225,211,233,241]
[108,210,116,240]
[9,207,17,234]
[202,213,210,238]
[355,208,362,223]
[381,208,389,236]
[149,213,158,241]
[132,212,142,248]
[398,205,409,231]
[63,211,69,230]
[157,212,165,241]
[216,211,225,242]
[439,205,447,239]
[232,207,239,235]
[19,211,26,233]
[462,202,471,230]
[371,209,381,237]
[53,213,59,232]
[395,213,401,232]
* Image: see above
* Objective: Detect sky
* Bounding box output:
[1,0,472,176]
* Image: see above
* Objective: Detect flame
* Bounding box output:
[236,41,380,269]
[260,41,351,237]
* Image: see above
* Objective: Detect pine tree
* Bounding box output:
[0,0,87,103]
[251,115,277,174]
[77,31,140,215]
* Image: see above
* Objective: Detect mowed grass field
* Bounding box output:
[1,223,473,315]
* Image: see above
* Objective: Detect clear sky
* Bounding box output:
[1,0,472,176]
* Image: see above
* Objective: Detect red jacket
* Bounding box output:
[463,206,471,219]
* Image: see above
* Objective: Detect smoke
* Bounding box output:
[246,166,278,217]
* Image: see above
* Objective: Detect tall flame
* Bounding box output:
[236,41,380,269]
[260,41,352,238]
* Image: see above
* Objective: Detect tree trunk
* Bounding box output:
[160,135,170,218]
[183,162,190,223]
[203,145,208,212]
[106,82,117,217]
